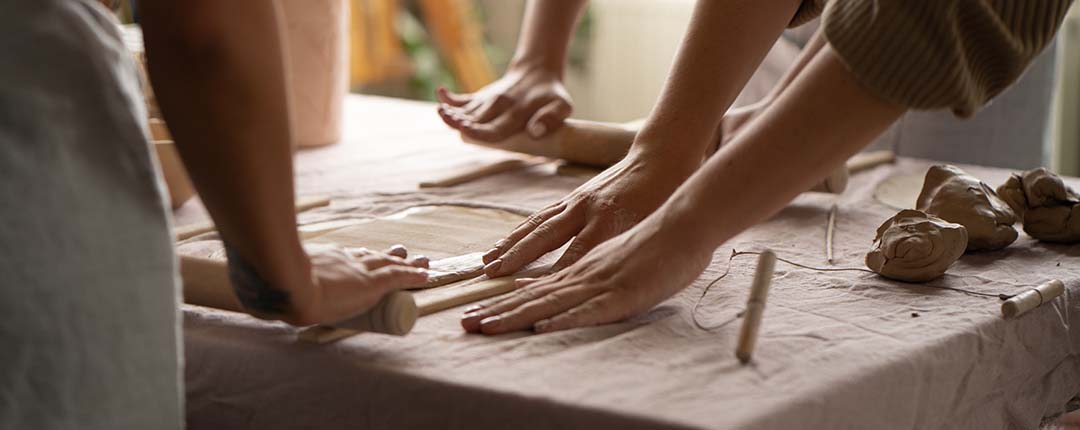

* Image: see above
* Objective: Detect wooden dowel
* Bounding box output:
[736,250,776,364]
[180,254,418,336]
[174,195,331,241]
[418,158,532,188]
[847,150,896,174]
[1001,279,1065,318]
[825,204,837,264]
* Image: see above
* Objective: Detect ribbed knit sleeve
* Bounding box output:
[790,0,827,27]
[823,0,1074,116]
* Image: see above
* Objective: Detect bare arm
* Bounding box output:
[141,0,425,325]
[664,45,903,252]
[510,0,588,78]
[634,0,804,164]
[437,0,587,140]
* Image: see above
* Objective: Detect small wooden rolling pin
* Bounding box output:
[1001,279,1065,319]
[180,255,418,336]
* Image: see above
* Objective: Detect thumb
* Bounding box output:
[526,98,572,139]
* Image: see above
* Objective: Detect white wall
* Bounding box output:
[479,0,695,123]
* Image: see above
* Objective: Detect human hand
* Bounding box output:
[436,65,572,142]
[711,100,767,154]
[278,244,429,326]
[480,150,697,278]
[461,217,714,334]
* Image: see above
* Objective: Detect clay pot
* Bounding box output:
[279,0,350,148]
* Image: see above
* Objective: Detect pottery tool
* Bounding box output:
[1001,279,1065,318]
[180,255,418,335]
[847,150,896,174]
[736,250,776,364]
[298,265,551,343]
[825,204,837,264]
[419,157,547,188]
[174,195,331,241]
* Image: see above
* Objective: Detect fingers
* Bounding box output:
[551,224,606,272]
[470,94,516,124]
[385,244,408,258]
[369,265,428,291]
[533,293,623,333]
[485,204,585,277]
[460,277,564,332]
[458,112,523,142]
[436,87,471,107]
[484,203,567,264]
[526,98,572,139]
[350,245,428,270]
[477,285,600,335]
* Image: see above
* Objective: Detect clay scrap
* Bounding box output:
[916,165,1017,251]
[997,168,1080,243]
[865,210,968,282]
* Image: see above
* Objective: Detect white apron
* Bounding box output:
[0,1,182,429]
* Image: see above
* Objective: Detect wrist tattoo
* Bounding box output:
[224,243,290,315]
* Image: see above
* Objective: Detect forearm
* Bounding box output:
[658,46,904,249]
[140,2,311,310]
[635,0,802,164]
[762,28,826,103]
[509,0,588,76]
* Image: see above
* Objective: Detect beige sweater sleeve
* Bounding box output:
[822,0,1074,116]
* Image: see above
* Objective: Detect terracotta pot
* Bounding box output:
[279,0,349,148]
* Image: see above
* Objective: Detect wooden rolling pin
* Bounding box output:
[180,255,418,336]
[462,118,634,168]
[298,266,551,343]
[1001,279,1065,319]
[174,195,331,241]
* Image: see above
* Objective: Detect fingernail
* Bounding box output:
[494,239,508,248]
[464,304,484,313]
[413,255,430,268]
[534,319,551,333]
[463,310,482,320]
[479,315,502,329]
[482,248,500,264]
[528,122,547,139]
[483,259,503,275]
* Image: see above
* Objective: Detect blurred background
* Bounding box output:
[109,0,1079,173]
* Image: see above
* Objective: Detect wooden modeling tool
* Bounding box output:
[736,250,777,364]
[419,158,541,188]
[1001,279,1065,318]
[179,255,418,336]
[174,195,331,241]
[825,204,837,264]
[847,150,896,174]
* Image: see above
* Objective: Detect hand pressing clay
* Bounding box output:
[915,165,1017,251]
[997,168,1080,243]
[865,210,969,282]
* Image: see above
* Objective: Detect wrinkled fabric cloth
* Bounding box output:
[179,96,1080,430]
[0,1,182,429]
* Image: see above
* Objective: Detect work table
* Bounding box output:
[177,95,1080,429]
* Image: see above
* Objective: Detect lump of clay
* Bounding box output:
[915,165,1017,251]
[996,168,1080,243]
[865,210,968,282]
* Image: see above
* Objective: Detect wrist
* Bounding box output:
[507,54,565,79]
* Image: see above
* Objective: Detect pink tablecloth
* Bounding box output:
[178,95,1080,430]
